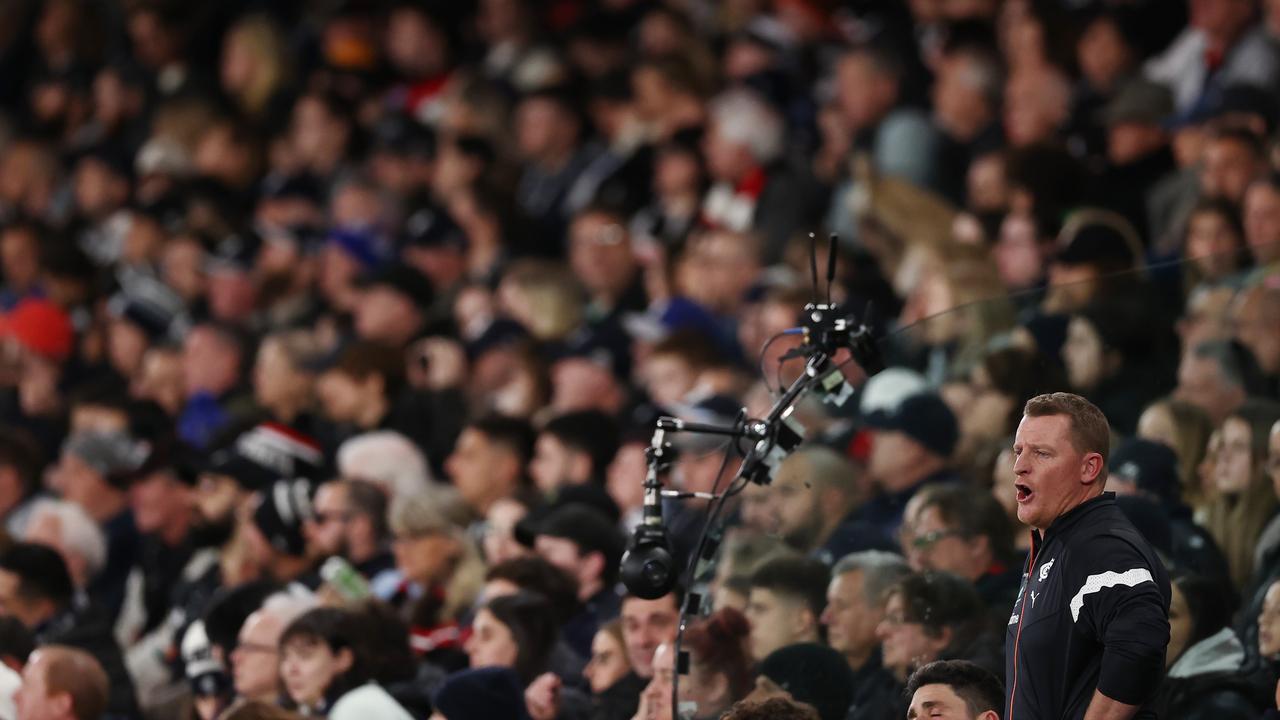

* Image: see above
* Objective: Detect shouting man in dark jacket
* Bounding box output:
[1005,393,1170,720]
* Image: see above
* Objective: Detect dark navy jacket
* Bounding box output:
[1005,493,1171,720]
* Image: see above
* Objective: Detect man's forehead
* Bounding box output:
[1016,413,1072,440]
[623,595,677,617]
[911,682,966,708]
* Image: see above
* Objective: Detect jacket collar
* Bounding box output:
[1032,492,1116,548]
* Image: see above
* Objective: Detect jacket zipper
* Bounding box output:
[1008,534,1038,720]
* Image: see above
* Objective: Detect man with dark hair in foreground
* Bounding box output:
[907,660,1004,720]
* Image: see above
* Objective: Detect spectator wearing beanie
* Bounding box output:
[244,478,318,585]
[432,666,531,720]
[855,392,962,547]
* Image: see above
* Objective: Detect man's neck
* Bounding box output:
[579,578,603,603]
[845,646,873,673]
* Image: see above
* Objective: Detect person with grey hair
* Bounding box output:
[768,447,885,563]
[701,88,824,263]
[1175,339,1260,424]
[44,429,147,622]
[22,498,107,590]
[335,430,432,501]
[821,550,910,717]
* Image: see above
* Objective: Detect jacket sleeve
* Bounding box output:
[1072,538,1170,706]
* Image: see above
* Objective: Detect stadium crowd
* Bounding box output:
[0,0,1279,718]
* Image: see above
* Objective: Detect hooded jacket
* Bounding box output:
[1004,493,1171,720]
[1151,628,1262,719]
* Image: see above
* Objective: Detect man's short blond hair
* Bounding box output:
[35,645,108,720]
[1023,392,1111,468]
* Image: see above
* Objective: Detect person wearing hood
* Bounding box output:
[1151,573,1261,718]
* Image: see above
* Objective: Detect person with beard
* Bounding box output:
[304,478,396,584]
[767,446,888,564]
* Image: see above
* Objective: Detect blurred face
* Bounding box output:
[465,608,519,670]
[1245,183,1280,264]
[132,348,184,415]
[516,99,568,162]
[1108,123,1166,166]
[46,453,99,507]
[906,506,981,580]
[701,121,754,184]
[107,318,149,380]
[305,483,351,558]
[606,443,647,515]
[655,148,701,198]
[130,471,189,535]
[1260,581,1280,657]
[392,529,458,586]
[621,594,679,678]
[584,630,630,694]
[1012,414,1103,531]
[1077,17,1131,91]
[994,213,1044,290]
[1062,317,1106,391]
[771,459,821,550]
[15,651,68,720]
[280,637,351,708]
[835,53,894,131]
[991,448,1018,519]
[354,287,422,346]
[482,497,530,565]
[1176,354,1240,424]
[868,431,922,491]
[315,371,370,424]
[386,9,447,79]
[1166,582,1193,669]
[0,229,40,291]
[220,28,254,94]
[232,611,284,701]
[1201,138,1260,202]
[639,643,675,720]
[1187,210,1243,281]
[570,213,636,300]
[534,535,589,591]
[253,341,311,412]
[738,482,776,534]
[875,593,947,680]
[445,429,514,513]
[821,571,882,663]
[641,354,698,408]
[530,434,577,495]
[1136,404,1178,449]
[1215,417,1254,494]
[745,588,807,661]
[183,328,239,398]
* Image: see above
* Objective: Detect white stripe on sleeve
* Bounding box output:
[1069,568,1154,622]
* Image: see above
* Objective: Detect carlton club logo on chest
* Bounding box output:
[1010,556,1057,626]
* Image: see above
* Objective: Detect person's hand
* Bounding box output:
[524,672,561,720]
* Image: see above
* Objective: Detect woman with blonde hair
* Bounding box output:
[1203,400,1280,590]
[1137,398,1216,513]
[221,14,292,126]
[897,242,1016,384]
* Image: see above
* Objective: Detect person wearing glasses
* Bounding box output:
[874,571,988,688]
[902,483,1023,619]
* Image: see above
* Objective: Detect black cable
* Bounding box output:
[671,409,745,719]
[757,331,793,394]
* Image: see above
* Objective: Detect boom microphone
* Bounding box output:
[620,435,678,599]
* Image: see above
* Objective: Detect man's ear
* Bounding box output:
[1081,452,1105,485]
[335,647,354,674]
[977,711,1000,720]
[52,691,73,717]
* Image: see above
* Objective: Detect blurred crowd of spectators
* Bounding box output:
[1,0,1280,718]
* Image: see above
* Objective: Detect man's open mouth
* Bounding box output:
[1015,483,1033,503]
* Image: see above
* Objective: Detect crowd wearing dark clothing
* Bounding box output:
[1,0,1280,718]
